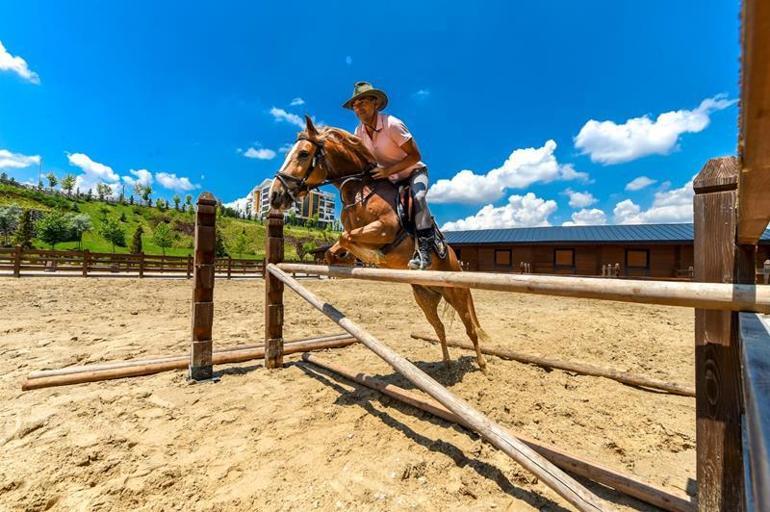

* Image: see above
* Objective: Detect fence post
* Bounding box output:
[265,209,284,369]
[693,157,751,511]
[189,192,217,381]
[138,252,144,278]
[13,245,21,278]
[764,259,770,285]
[187,254,192,279]
[227,256,232,280]
[82,250,90,278]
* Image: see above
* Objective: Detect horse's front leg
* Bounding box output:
[339,220,398,266]
[325,241,355,266]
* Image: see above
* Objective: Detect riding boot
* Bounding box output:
[408,228,434,270]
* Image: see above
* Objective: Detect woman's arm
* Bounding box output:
[372,138,422,179]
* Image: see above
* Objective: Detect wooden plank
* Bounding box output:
[411,333,695,397]
[738,313,770,511]
[303,354,695,512]
[22,338,357,391]
[267,263,611,512]
[277,263,770,314]
[737,0,770,244]
[693,157,747,511]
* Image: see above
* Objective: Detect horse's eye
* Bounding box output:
[298,150,310,159]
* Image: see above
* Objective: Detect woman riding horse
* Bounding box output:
[344,81,435,270]
[268,111,488,371]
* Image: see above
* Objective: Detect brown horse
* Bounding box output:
[269,116,488,371]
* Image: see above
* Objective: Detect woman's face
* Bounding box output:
[352,96,378,123]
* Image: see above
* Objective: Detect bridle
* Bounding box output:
[274,134,374,203]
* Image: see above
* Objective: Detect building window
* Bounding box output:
[626,249,649,269]
[494,249,511,266]
[554,249,575,267]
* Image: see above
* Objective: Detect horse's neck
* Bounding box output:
[324,144,372,181]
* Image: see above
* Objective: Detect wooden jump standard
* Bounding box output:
[302,353,695,512]
[266,262,611,512]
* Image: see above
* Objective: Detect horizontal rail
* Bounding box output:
[277,263,770,313]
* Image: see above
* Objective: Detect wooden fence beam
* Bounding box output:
[264,209,284,369]
[189,192,217,381]
[693,157,750,511]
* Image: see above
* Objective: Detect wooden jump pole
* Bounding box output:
[21,337,357,391]
[265,209,284,369]
[302,353,695,512]
[277,263,770,314]
[411,333,695,397]
[267,263,611,512]
[189,192,217,381]
[693,157,753,510]
[26,333,354,379]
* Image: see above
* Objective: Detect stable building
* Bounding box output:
[445,223,770,280]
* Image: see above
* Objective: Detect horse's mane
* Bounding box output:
[298,126,375,177]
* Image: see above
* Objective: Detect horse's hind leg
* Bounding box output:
[411,284,450,364]
[442,287,488,372]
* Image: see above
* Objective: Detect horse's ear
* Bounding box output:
[305,115,319,138]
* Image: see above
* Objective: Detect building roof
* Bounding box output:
[444,223,770,245]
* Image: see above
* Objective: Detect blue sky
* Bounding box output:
[0,1,740,229]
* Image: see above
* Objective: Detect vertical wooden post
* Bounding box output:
[265,209,284,369]
[189,192,217,381]
[227,256,232,280]
[13,245,21,278]
[693,157,750,511]
[186,254,192,279]
[82,249,90,278]
[138,252,145,278]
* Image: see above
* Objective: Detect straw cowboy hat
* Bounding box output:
[342,81,389,110]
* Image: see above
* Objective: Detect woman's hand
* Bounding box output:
[371,166,391,180]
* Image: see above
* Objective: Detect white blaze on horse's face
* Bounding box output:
[269,139,316,210]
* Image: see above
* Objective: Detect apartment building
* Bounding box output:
[251,178,337,227]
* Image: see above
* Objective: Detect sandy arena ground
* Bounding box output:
[0,277,696,511]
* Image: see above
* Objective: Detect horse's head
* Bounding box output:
[269,116,327,210]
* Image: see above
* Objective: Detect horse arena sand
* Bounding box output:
[0,277,696,511]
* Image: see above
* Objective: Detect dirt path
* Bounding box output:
[0,277,695,511]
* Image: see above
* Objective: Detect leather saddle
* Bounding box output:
[383,181,448,260]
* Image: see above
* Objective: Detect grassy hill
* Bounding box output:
[0,183,338,260]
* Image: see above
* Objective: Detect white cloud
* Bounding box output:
[0,40,40,84]
[441,193,557,231]
[428,140,588,204]
[67,152,119,192]
[0,149,40,169]
[574,95,737,165]
[613,177,694,224]
[345,56,352,65]
[414,89,430,97]
[290,97,305,106]
[155,172,197,191]
[224,194,252,212]
[244,147,276,160]
[562,208,607,226]
[270,107,305,129]
[122,169,154,188]
[625,176,657,191]
[564,189,597,208]
[278,142,293,153]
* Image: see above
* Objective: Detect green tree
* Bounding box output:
[99,218,126,253]
[37,212,70,249]
[141,185,152,206]
[67,213,92,250]
[172,194,181,211]
[61,174,76,196]
[129,194,134,205]
[0,205,22,246]
[130,226,144,254]
[215,230,227,257]
[96,182,112,201]
[152,223,173,256]
[230,228,249,258]
[14,210,35,249]
[185,194,193,211]
[45,173,58,191]
[0,172,8,183]
[288,210,297,226]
